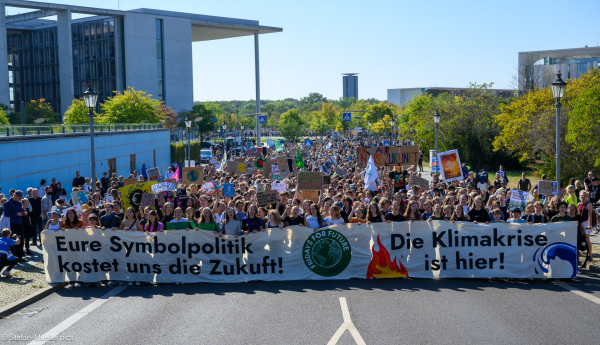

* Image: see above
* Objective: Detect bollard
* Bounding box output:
[51,127,53,134]
[37,126,40,135]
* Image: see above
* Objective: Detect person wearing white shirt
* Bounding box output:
[165,167,174,179]
[38,179,47,198]
[83,178,92,193]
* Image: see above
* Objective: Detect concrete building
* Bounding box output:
[342,73,358,99]
[518,46,600,91]
[387,87,514,106]
[1,0,282,118]
[0,127,170,192]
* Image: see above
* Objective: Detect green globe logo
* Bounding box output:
[303,229,351,277]
[187,170,200,182]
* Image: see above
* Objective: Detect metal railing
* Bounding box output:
[0,123,163,137]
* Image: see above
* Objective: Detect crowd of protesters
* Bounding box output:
[0,136,598,284]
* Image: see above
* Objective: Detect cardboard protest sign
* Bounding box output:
[538,181,558,196]
[409,175,430,191]
[147,167,160,181]
[141,193,154,209]
[437,149,464,182]
[247,148,261,158]
[263,160,273,176]
[182,167,203,185]
[323,175,331,185]
[156,192,165,206]
[71,191,80,205]
[271,182,287,193]
[301,190,319,202]
[357,146,420,167]
[298,172,323,190]
[335,167,347,176]
[123,178,138,187]
[204,176,213,182]
[226,161,253,174]
[257,190,279,206]
[164,178,176,184]
[276,156,290,178]
[119,181,157,210]
[223,183,235,198]
[151,182,177,194]
[75,191,89,205]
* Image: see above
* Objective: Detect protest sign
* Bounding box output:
[141,193,154,209]
[151,182,177,194]
[271,164,282,180]
[123,178,138,187]
[42,222,577,284]
[223,184,235,198]
[538,181,558,196]
[226,161,253,174]
[257,183,265,192]
[247,148,261,158]
[76,191,89,204]
[476,165,489,191]
[508,190,529,209]
[437,149,464,182]
[409,175,430,191]
[70,191,80,205]
[204,176,213,182]
[119,181,157,210]
[297,172,323,190]
[257,190,279,206]
[335,167,347,176]
[164,178,176,184]
[263,160,273,176]
[271,182,287,193]
[357,146,420,167]
[323,175,331,185]
[276,156,290,178]
[147,167,160,181]
[301,190,319,201]
[201,182,216,194]
[156,192,165,206]
[182,167,203,185]
[210,159,218,165]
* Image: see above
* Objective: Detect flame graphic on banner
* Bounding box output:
[367,234,409,279]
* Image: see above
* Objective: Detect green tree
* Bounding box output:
[186,103,217,138]
[0,108,9,124]
[63,98,93,124]
[97,87,162,123]
[24,99,59,124]
[279,108,306,142]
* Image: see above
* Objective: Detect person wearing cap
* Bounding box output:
[3,191,27,262]
[507,207,526,223]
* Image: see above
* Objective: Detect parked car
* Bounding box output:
[200,149,214,164]
[201,141,216,149]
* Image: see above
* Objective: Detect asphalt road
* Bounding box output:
[2,273,600,345]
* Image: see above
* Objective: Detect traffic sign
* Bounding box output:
[304,139,313,148]
[258,115,267,124]
[383,140,390,146]
[342,113,351,122]
[333,132,338,138]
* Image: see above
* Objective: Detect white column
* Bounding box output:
[57,9,74,120]
[0,2,10,106]
[254,33,261,145]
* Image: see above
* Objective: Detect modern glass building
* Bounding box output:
[0,0,282,119]
[518,46,600,91]
[342,73,358,99]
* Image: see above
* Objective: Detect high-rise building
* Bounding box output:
[342,73,358,99]
[1,0,282,119]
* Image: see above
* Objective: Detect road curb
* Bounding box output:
[0,282,67,318]
[588,265,600,274]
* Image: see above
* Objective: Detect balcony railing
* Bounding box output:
[0,123,163,137]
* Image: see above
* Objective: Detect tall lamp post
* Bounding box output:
[433,110,441,154]
[240,124,244,152]
[551,72,567,187]
[185,115,192,164]
[83,84,99,193]
[390,119,395,145]
[221,123,227,156]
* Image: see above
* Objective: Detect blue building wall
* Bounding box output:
[0,129,171,193]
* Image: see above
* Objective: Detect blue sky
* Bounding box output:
[7,0,600,102]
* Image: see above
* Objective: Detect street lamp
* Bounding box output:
[185,115,192,164]
[83,84,99,193]
[551,71,567,188]
[433,110,441,154]
[390,119,395,145]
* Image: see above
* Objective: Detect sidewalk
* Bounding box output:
[0,244,52,309]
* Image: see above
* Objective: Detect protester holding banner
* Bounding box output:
[242,205,263,233]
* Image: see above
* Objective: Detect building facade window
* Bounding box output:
[156,19,165,102]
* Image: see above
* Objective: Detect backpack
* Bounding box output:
[577,225,589,252]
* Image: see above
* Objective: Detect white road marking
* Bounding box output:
[28,286,128,345]
[327,297,366,345]
[556,282,600,305]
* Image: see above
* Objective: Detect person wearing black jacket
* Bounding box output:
[100,204,122,230]
[468,196,490,223]
[28,189,43,246]
[72,171,85,189]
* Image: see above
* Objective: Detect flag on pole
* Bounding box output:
[274,140,284,153]
[364,155,378,191]
[296,149,305,170]
[174,166,180,183]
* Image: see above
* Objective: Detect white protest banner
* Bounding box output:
[509,190,529,209]
[538,181,558,196]
[42,222,577,284]
[151,182,177,194]
[271,182,287,193]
